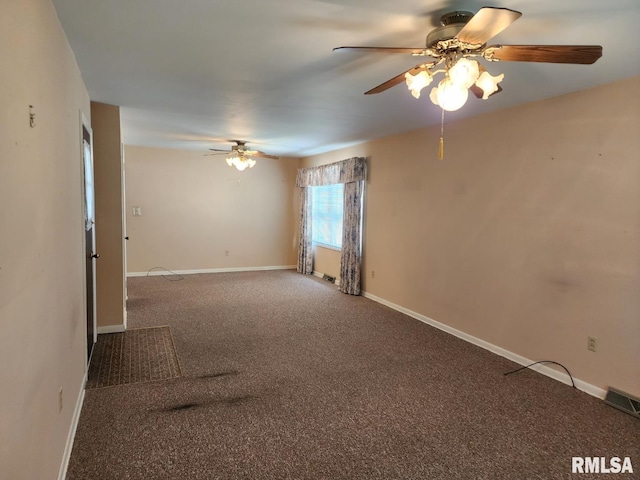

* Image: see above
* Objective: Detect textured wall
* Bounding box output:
[302,76,640,396]
[0,0,91,478]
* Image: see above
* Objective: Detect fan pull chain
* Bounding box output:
[438,107,445,160]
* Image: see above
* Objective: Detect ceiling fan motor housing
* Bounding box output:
[426,11,474,49]
[440,11,474,26]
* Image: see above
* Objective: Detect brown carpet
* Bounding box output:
[67,270,640,480]
[86,326,182,389]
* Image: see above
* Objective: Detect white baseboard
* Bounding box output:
[97,324,126,334]
[57,369,87,480]
[127,265,296,277]
[361,290,606,400]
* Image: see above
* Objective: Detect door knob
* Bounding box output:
[91,253,100,259]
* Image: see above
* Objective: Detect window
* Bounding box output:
[311,184,343,249]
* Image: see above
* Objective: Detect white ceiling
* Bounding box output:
[52,0,640,157]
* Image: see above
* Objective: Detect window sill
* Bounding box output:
[313,242,342,252]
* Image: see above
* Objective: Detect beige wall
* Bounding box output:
[124,146,299,273]
[314,246,341,280]
[91,102,126,329]
[302,76,640,397]
[0,1,91,478]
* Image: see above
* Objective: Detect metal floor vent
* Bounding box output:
[604,387,640,419]
[322,274,336,284]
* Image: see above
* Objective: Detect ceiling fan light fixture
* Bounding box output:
[430,78,469,112]
[475,71,504,99]
[405,70,433,98]
[226,155,256,171]
[449,58,480,89]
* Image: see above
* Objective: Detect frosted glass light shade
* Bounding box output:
[449,58,480,89]
[475,71,504,99]
[405,70,433,99]
[430,78,469,111]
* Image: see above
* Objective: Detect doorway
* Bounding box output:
[82,120,97,364]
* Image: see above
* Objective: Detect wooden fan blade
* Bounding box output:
[456,7,522,45]
[365,63,429,95]
[209,148,229,152]
[487,45,602,64]
[254,152,280,160]
[334,46,429,55]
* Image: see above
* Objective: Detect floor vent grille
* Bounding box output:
[604,387,640,419]
[322,274,336,284]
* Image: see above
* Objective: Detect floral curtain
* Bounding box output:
[296,157,367,295]
[297,187,313,274]
[296,157,366,187]
[339,179,363,295]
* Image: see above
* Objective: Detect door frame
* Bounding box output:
[80,112,97,364]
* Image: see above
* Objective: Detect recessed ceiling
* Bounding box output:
[52,0,640,157]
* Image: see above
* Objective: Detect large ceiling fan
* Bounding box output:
[206,140,279,171]
[334,7,602,111]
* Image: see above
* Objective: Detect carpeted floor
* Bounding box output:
[67,270,639,479]
[86,326,182,389]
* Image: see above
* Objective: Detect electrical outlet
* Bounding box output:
[225,250,229,256]
[58,387,63,412]
[587,336,598,352]
[371,270,375,279]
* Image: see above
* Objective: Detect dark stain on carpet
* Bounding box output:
[223,395,255,405]
[163,402,201,412]
[155,395,257,413]
[196,371,239,379]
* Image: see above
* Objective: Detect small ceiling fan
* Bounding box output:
[334,6,602,111]
[205,140,279,171]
